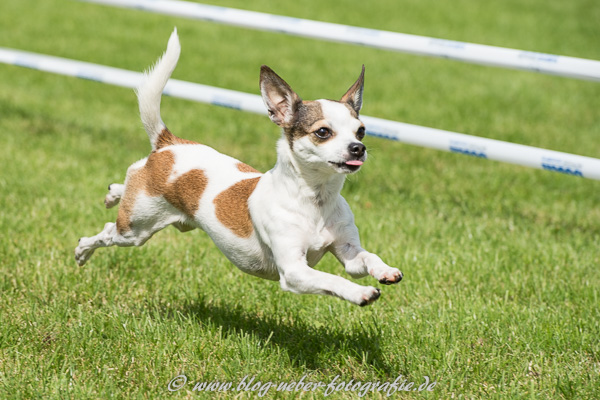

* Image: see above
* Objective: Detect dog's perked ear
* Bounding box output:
[340,65,365,116]
[260,66,302,128]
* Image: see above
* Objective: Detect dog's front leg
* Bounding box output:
[331,229,403,285]
[273,246,381,306]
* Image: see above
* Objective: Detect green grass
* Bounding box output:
[1,0,600,398]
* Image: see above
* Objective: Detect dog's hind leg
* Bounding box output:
[75,192,180,266]
[74,214,172,266]
[104,184,125,209]
[75,222,119,266]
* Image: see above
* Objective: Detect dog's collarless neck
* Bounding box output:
[271,138,345,205]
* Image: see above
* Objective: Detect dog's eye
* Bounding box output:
[314,127,332,139]
[357,126,366,140]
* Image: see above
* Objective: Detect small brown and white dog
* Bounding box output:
[75,29,402,306]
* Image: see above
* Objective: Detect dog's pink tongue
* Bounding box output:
[346,160,364,166]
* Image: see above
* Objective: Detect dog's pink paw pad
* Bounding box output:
[359,287,381,307]
[378,269,403,285]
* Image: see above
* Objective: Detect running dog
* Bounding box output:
[75,29,402,306]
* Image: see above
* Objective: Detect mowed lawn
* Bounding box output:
[1,0,599,398]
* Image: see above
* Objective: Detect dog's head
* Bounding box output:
[260,65,366,174]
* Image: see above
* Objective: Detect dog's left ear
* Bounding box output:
[340,65,365,115]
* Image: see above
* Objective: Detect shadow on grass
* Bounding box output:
[168,299,395,376]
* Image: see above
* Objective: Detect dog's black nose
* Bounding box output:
[348,142,366,158]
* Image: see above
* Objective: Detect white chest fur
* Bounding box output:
[305,222,336,267]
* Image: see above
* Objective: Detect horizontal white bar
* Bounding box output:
[1,47,598,179]
[79,0,600,82]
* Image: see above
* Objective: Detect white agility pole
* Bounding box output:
[79,0,600,82]
[1,47,599,180]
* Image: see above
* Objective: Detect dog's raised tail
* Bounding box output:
[136,28,181,151]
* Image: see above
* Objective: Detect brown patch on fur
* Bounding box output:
[282,101,325,147]
[116,150,208,234]
[214,177,260,238]
[163,169,207,217]
[155,128,199,150]
[117,164,151,234]
[116,204,134,234]
[236,162,260,174]
[143,150,175,196]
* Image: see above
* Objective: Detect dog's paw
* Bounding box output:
[74,239,94,266]
[374,268,403,285]
[104,183,123,208]
[358,286,381,307]
[104,184,123,209]
[369,266,403,285]
[104,194,120,209]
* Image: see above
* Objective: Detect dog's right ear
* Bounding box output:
[260,66,301,128]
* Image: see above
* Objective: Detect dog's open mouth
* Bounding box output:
[330,160,364,172]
